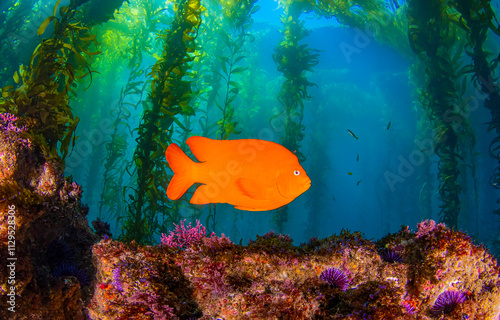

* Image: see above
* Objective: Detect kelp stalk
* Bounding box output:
[122,0,203,244]
[272,0,319,232]
[407,0,473,228]
[451,0,500,218]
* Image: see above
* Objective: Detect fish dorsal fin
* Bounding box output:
[186,136,222,162]
[235,178,272,200]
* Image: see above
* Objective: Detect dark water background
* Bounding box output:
[1,0,500,254]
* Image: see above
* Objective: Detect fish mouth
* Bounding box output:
[276,181,311,199]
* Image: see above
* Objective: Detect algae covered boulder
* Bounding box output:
[0,121,95,320]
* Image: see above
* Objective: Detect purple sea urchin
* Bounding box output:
[380,249,404,263]
[53,263,91,286]
[46,239,74,268]
[319,267,349,291]
[430,290,466,315]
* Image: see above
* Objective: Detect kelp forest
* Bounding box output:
[1,0,500,256]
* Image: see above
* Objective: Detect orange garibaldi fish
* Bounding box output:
[165,136,311,211]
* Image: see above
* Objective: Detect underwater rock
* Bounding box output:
[0,127,96,319]
[88,222,500,320]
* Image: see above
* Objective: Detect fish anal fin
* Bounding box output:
[235,178,271,200]
[234,205,263,212]
[190,185,212,205]
[167,175,191,200]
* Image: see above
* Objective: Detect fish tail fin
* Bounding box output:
[165,143,196,200]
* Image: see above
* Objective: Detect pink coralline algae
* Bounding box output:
[0,115,32,183]
[415,219,446,238]
[161,219,215,249]
[0,112,30,148]
[0,113,26,133]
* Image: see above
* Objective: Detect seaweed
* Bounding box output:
[0,0,99,165]
[314,0,410,55]
[99,64,146,223]
[120,0,204,244]
[406,0,478,229]
[449,1,500,221]
[272,0,319,233]
[98,0,161,228]
[197,0,258,141]
[0,0,40,83]
[213,26,246,141]
[193,1,225,139]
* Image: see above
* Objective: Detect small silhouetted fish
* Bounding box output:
[357,180,362,186]
[357,153,359,162]
[387,121,391,130]
[332,194,336,202]
[348,171,353,175]
[347,129,359,140]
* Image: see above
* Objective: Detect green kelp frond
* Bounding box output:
[314,0,410,55]
[220,0,260,30]
[215,0,259,141]
[0,0,99,164]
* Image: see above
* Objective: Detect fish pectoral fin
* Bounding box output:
[235,178,272,200]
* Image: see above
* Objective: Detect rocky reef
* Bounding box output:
[0,118,499,319]
[0,116,95,319]
[87,222,500,319]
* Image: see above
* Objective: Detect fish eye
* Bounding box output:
[294,170,300,176]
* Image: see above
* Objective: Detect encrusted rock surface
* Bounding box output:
[0,126,95,320]
[88,224,500,320]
